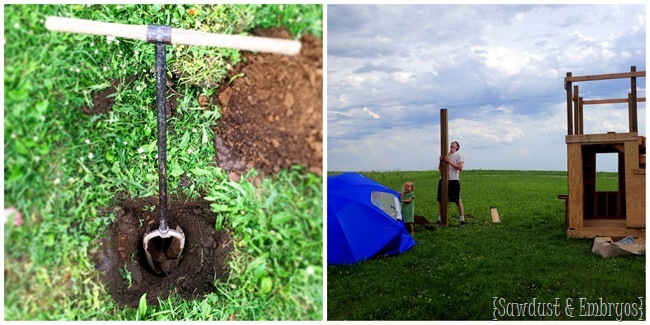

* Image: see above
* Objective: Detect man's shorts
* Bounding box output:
[437,179,461,203]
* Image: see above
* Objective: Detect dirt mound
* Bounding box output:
[214,28,323,181]
[414,215,433,225]
[94,198,232,307]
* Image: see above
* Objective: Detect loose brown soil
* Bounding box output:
[94,198,232,307]
[214,28,323,181]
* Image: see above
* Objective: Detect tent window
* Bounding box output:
[371,191,398,219]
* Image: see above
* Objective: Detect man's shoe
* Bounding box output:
[460,220,466,226]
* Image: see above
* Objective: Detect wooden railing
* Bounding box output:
[564,66,646,135]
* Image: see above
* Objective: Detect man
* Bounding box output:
[437,141,465,225]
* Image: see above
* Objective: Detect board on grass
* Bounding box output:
[491,208,501,223]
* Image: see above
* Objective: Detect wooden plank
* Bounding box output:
[568,218,645,238]
[565,132,638,144]
[578,97,584,135]
[624,140,645,228]
[573,86,580,134]
[625,174,645,228]
[564,71,645,82]
[583,97,646,105]
[440,109,449,226]
[624,139,639,174]
[628,93,635,133]
[568,227,645,239]
[631,66,638,133]
[567,143,584,230]
[490,208,500,223]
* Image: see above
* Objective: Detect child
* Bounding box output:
[400,181,415,234]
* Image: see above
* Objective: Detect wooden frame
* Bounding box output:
[564,66,646,238]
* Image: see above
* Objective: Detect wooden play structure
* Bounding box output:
[562,66,646,238]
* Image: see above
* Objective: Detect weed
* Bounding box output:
[119,263,133,288]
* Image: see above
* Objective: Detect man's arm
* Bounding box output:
[452,160,464,171]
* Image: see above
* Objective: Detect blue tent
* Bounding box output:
[328,172,416,265]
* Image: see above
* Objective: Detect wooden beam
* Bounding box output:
[583,97,646,105]
[566,72,573,135]
[628,66,639,132]
[440,109,449,226]
[567,143,584,230]
[578,97,584,135]
[491,208,500,223]
[566,132,639,144]
[573,85,580,135]
[628,93,636,133]
[564,71,645,82]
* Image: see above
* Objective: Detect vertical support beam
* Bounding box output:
[628,93,635,133]
[618,150,626,218]
[630,66,638,133]
[624,139,644,228]
[578,97,584,135]
[567,143,584,230]
[573,85,580,135]
[440,109,449,226]
[566,72,573,135]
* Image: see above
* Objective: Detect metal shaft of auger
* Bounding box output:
[155,42,169,234]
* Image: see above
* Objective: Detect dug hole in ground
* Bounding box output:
[90,28,322,307]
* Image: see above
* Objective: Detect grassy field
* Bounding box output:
[4,4,322,320]
[327,170,645,321]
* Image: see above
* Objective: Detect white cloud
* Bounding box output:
[328,4,646,171]
[393,71,414,83]
[348,75,366,87]
[362,107,381,119]
[472,45,542,76]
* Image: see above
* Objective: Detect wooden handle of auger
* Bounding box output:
[45,16,301,55]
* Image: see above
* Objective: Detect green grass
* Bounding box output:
[4,4,322,320]
[327,170,644,320]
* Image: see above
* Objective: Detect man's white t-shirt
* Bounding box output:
[449,152,463,181]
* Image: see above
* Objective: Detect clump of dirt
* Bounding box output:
[93,198,232,307]
[214,28,323,181]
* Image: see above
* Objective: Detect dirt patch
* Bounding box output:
[79,75,137,115]
[93,197,232,307]
[214,28,323,181]
[78,28,322,181]
[414,215,433,225]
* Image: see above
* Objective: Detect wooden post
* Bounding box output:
[630,66,638,133]
[578,97,584,135]
[440,109,449,226]
[628,92,634,133]
[573,85,580,135]
[566,72,573,135]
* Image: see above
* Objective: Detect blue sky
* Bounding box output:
[327,4,646,172]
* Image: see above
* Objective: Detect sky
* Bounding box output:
[327,4,646,172]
